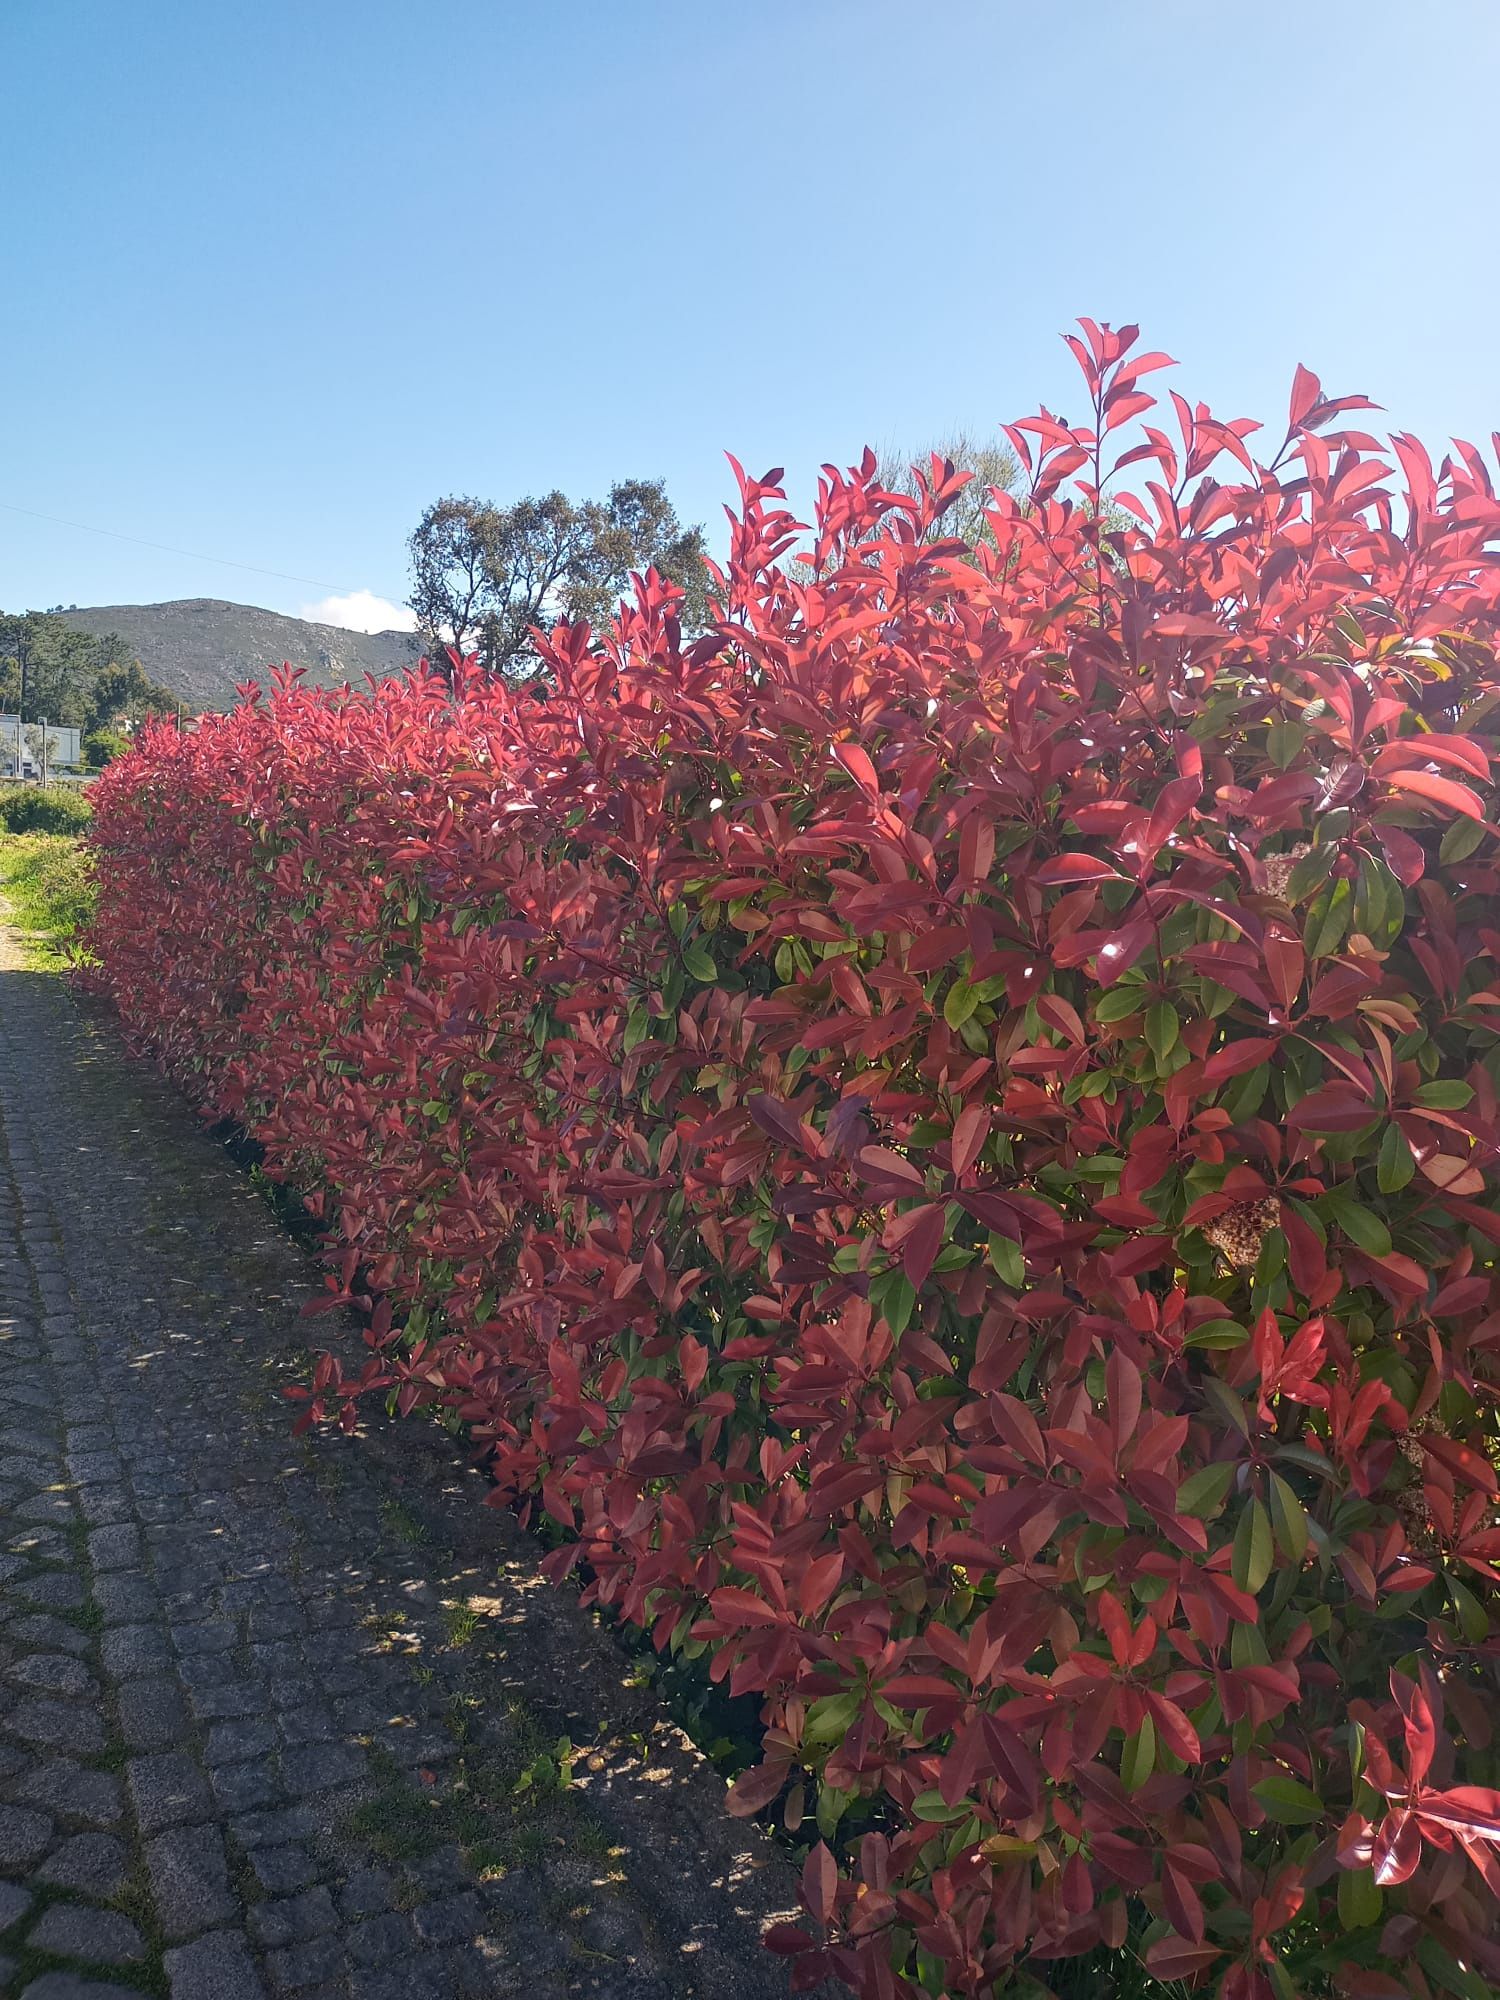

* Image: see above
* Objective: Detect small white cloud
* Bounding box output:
[300,590,419,635]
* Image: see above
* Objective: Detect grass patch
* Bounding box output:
[441,1600,481,1650]
[0,831,95,968]
[378,1497,427,1546]
[345,1704,605,1882]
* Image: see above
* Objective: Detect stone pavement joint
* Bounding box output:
[0,931,804,1997]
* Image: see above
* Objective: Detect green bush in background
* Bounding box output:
[0,785,93,835]
[83,726,132,769]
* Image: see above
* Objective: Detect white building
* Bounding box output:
[0,717,82,775]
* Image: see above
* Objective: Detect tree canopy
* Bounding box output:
[0,613,177,729]
[873,429,1024,547]
[408,478,710,676]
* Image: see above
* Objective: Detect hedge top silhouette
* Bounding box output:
[89,323,1500,2000]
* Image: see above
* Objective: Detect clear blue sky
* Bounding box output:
[4,0,1498,630]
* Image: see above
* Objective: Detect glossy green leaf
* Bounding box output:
[1354,850,1402,942]
[1307,876,1353,958]
[1416,1933,1493,2000]
[1176,1461,1236,1517]
[943,978,979,1029]
[1145,1002,1180,1060]
[1267,1471,1309,1563]
[871,1269,917,1337]
[986,1235,1024,1288]
[912,1789,978,1825]
[1446,1573,1490,1643]
[1184,1318,1249,1350]
[1323,1193,1391,1257]
[1414,1079,1474,1109]
[804,1691,861,1743]
[1440,814,1485,864]
[1094,985,1146,1024]
[1284,847,1333,904]
[1120,1713,1155,1792]
[1252,1773,1324,1824]
[1231,1497,1274,1594]
[1377,1122,1415,1193]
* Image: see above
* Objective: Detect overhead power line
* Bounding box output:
[0,499,356,595]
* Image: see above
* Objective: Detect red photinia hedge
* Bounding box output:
[89,324,1500,2000]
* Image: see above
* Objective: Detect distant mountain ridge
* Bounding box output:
[59,598,422,710]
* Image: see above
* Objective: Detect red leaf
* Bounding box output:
[725,1761,789,1816]
[1285,1084,1376,1132]
[1033,853,1123,886]
[763,1924,817,1956]
[1418,1785,1500,1840]
[1383,768,1484,819]
[798,1552,844,1619]
[1373,735,1491,784]
[857,1145,926,1189]
[1420,1433,1499,1496]
[1391,1673,1436,1789]
[1144,1690,1202,1765]
[801,1841,838,1924]
[880,1674,963,1708]
[1289,362,1322,430]
[1152,615,1229,642]
[1145,1937,1222,1980]
[1162,1858,1206,1943]
[832,742,880,795]
[901,1203,947,1290]
[951,1106,991,1178]
[1372,1810,1422,1885]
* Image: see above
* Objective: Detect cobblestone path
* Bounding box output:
[0,937,798,2000]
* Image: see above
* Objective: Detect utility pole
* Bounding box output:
[39,718,47,790]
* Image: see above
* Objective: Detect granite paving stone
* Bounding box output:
[5,1698,105,1755]
[0,1803,53,1868]
[26,1901,147,1963]
[211,1759,284,1813]
[118,1672,191,1750]
[264,1933,346,1992]
[161,1930,268,2000]
[91,1572,159,1624]
[413,1889,487,1946]
[16,1573,84,1613]
[0,1876,32,1929]
[36,1830,130,1899]
[145,1824,238,1941]
[14,1760,124,1827]
[205,1718,278,1766]
[247,1887,338,1949]
[250,1845,319,1894]
[6,1651,95,1697]
[346,1911,411,1963]
[6,1615,89,1657]
[17,1975,149,2000]
[128,1749,216,1833]
[100,1623,172,1678]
